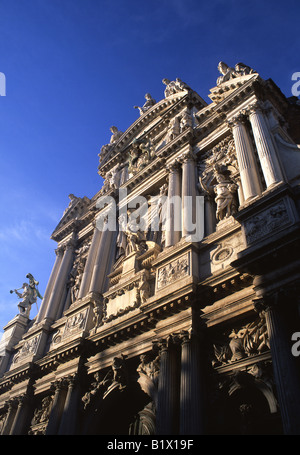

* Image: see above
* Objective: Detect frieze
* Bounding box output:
[156,253,190,290]
[11,333,41,365]
[244,200,290,244]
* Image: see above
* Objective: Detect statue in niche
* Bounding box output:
[31,396,53,426]
[213,167,238,222]
[217,61,257,86]
[138,270,151,304]
[67,241,90,304]
[199,163,238,222]
[180,109,193,132]
[116,212,127,259]
[166,116,180,142]
[124,211,147,255]
[10,273,43,317]
[134,93,156,116]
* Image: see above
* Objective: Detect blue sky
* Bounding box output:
[0,0,299,331]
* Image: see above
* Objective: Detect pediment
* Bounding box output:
[51,195,90,240]
[208,73,259,104]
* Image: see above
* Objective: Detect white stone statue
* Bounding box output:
[10,273,43,317]
[98,126,123,165]
[134,93,156,116]
[162,78,190,97]
[217,61,256,86]
[213,170,238,221]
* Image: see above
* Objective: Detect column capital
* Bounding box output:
[166,160,181,173]
[227,112,248,128]
[178,149,196,163]
[55,246,65,257]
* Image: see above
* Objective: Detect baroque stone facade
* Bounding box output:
[1,62,300,435]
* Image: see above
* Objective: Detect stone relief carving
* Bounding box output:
[157,254,190,289]
[64,309,87,336]
[67,239,91,305]
[216,61,257,86]
[82,355,128,410]
[134,93,156,116]
[244,201,289,244]
[128,138,156,175]
[212,315,269,366]
[30,395,53,432]
[12,333,41,365]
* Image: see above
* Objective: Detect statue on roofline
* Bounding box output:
[134,93,156,116]
[10,273,43,317]
[162,78,191,98]
[216,61,257,86]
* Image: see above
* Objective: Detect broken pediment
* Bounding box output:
[98,79,207,174]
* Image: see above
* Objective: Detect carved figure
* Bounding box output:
[98,126,123,164]
[216,61,236,85]
[134,93,156,115]
[234,62,256,76]
[138,270,150,303]
[166,116,180,142]
[214,172,238,221]
[162,78,190,97]
[124,214,147,255]
[217,61,256,86]
[10,273,42,317]
[116,212,127,258]
[180,109,193,132]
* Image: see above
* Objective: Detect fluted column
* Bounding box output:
[179,331,204,435]
[229,115,262,201]
[9,395,31,435]
[181,150,197,239]
[58,374,79,435]
[156,337,180,435]
[77,223,101,299]
[248,102,283,188]
[88,218,116,294]
[44,240,75,322]
[36,247,64,323]
[255,297,300,434]
[45,379,68,435]
[165,161,181,247]
[1,400,17,435]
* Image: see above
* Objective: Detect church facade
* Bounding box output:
[1,62,300,435]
